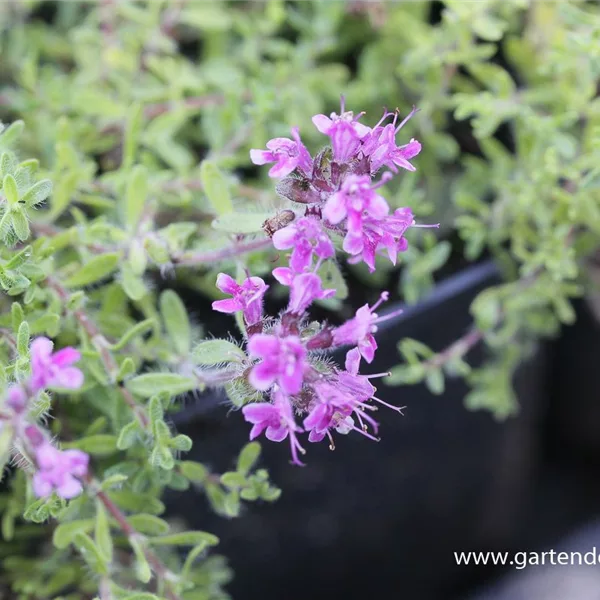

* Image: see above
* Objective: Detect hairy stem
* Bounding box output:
[90,478,181,600]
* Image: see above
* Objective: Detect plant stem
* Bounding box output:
[172,236,272,266]
[424,327,483,369]
[91,478,181,600]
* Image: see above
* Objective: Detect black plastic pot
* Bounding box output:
[547,298,600,462]
[167,260,549,600]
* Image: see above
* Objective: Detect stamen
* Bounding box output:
[372,108,393,130]
[374,307,403,325]
[395,105,419,134]
[412,222,440,229]
[372,171,393,189]
[371,291,390,313]
[365,371,391,379]
[372,396,406,415]
[351,425,380,442]
[327,431,336,451]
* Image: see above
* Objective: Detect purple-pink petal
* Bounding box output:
[248,361,277,391]
[272,267,294,286]
[312,114,333,134]
[57,475,83,500]
[265,424,288,442]
[248,334,280,358]
[212,298,243,314]
[249,149,274,165]
[53,367,85,390]
[216,273,239,295]
[51,347,81,368]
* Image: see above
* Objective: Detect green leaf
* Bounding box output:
[109,318,155,351]
[0,120,24,147]
[212,212,273,234]
[52,519,95,550]
[148,395,164,435]
[192,339,245,365]
[11,210,30,242]
[126,373,196,397]
[5,246,32,269]
[116,357,136,382]
[159,290,191,355]
[100,474,129,490]
[3,174,19,205]
[127,514,170,535]
[130,537,151,583]
[199,160,232,215]
[221,472,246,488]
[120,264,148,301]
[63,435,118,456]
[425,369,445,395]
[179,460,208,483]
[73,532,109,575]
[125,165,148,229]
[169,434,192,452]
[387,364,426,385]
[182,544,211,580]
[94,501,113,563]
[148,530,219,547]
[236,442,261,475]
[16,320,29,355]
[21,179,52,207]
[64,253,121,288]
[123,104,144,170]
[116,420,141,450]
[109,491,164,515]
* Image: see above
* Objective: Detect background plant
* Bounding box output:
[0,1,599,599]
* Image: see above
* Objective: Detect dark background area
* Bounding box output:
[167,260,600,600]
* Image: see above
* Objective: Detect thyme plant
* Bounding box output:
[0,1,599,599]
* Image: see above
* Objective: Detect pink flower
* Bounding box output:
[30,337,84,392]
[248,333,307,395]
[303,382,355,443]
[345,207,416,272]
[272,217,334,273]
[332,292,398,363]
[242,390,305,465]
[337,348,376,401]
[323,175,389,245]
[32,442,89,499]
[312,98,371,162]
[363,107,421,174]
[250,127,312,178]
[272,270,335,315]
[212,273,269,326]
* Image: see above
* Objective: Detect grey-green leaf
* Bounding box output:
[212,212,273,234]
[200,160,232,215]
[192,339,245,365]
[160,290,191,355]
[64,253,121,288]
[126,373,197,398]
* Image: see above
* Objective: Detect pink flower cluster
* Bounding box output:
[211,99,432,464]
[4,338,88,500]
[212,268,404,464]
[250,98,436,272]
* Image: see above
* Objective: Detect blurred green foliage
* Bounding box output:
[0,1,598,598]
